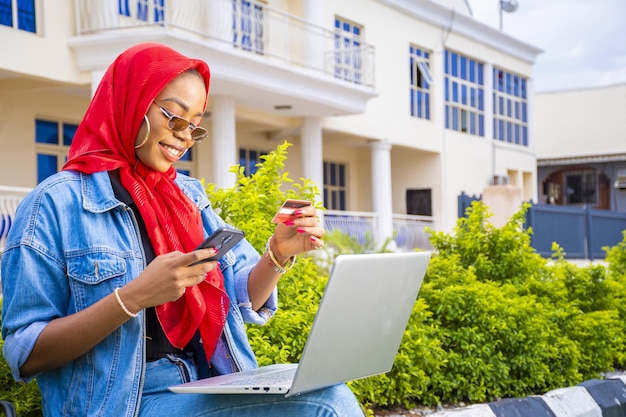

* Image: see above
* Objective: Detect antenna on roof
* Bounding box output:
[499,0,519,30]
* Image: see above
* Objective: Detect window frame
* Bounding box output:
[492,67,528,146]
[35,118,78,183]
[409,45,432,120]
[323,161,347,211]
[239,147,268,176]
[444,50,485,136]
[334,16,363,85]
[0,0,36,33]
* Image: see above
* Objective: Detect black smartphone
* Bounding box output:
[190,227,245,265]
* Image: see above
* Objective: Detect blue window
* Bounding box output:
[324,162,346,211]
[36,119,78,183]
[0,0,35,32]
[239,148,267,176]
[492,67,528,146]
[119,0,164,24]
[409,45,432,120]
[233,0,264,54]
[37,154,57,184]
[334,17,363,85]
[444,50,484,136]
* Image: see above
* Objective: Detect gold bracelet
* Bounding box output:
[114,287,138,318]
[265,237,296,274]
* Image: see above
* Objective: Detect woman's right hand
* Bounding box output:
[120,248,219,313]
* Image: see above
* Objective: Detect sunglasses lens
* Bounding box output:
[169,116,189,132]
[191,127,208,141]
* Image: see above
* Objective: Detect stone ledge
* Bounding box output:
[430,375,626,417]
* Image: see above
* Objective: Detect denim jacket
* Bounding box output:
[1,170,277,417]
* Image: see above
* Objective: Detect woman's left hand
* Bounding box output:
[270,204,324,262]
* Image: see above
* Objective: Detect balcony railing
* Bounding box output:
[0,186,31,255]
[0,187,433,255]
[324,210,435,251]
[74,0,376,88]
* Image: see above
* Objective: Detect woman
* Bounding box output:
[1,43,364,417]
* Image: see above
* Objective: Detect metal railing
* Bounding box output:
[74,0,376,88]
[0,186,434,255]
[0,186,31,254]
[324,210,435,251]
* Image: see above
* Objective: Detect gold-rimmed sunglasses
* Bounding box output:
[157,106,208,142]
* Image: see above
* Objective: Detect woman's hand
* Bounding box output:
[270,204,325,263]
[120,248,220,313]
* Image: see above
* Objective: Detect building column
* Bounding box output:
[431,46,450,231]
[526,77,537,200]
[90,70,105,97]
[211,95,237,188]
[484,63,495,182]
[301,117,324,222]
[301,117,324,196]
[303,0,324,71]
[370,139,394,248]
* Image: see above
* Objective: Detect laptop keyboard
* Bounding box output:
[223,368,296,386]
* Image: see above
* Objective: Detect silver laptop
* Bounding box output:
[169,251,431,398]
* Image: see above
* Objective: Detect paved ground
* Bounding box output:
[373,403,466,416]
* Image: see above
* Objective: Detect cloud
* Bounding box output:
[468,0,626,91]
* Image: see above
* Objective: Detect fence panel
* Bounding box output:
[457,192,482,218]
[587,209,626,260]
[527,205,588,259]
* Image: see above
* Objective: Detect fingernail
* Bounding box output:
[284,220,295,226]
[310,236,316,243]
[297,227,306,234]
[293,210,303,216]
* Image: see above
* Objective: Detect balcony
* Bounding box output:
[0,186,31,255]
[0,188,433,255]
[70,0,377,117]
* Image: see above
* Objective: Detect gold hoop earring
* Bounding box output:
[134,115,150,149]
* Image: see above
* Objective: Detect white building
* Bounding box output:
[535,83,626,212]
[0,0,541,251]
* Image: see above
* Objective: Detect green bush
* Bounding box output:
[0,300,43,417]
[207,151,626,410]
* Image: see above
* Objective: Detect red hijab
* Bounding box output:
[63,43,228,360]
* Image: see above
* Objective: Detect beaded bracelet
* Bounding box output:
[265,236,296,274]
[114,287,138,318]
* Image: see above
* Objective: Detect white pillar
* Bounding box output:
[526,77,537,201]
[301,117,324,198]
[90,70,106,97]
[431,47,450,231]
[370,139,393,248]
[301,117,324,224]
[211,95,237,188]
[484,63,495,183]
[303,0,324,71]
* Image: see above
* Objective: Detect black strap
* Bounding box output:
[0,401,16,417]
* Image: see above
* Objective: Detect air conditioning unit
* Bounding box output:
[492,175,510,185]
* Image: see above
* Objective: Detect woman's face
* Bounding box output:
[135,72,208,172]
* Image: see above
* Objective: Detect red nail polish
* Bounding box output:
[284,220,295,226]
[297,227,305,233]
[293,209,303,216]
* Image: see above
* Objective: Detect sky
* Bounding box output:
[468,0,626,92]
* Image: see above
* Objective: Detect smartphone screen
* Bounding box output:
[271,199,312,224]
[191,227,245,265]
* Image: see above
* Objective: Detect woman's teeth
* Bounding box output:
[163,144,182,158]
